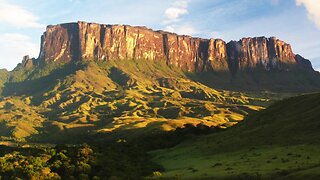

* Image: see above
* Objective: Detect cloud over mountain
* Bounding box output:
[0,0,44,28]
[296,0,320,29]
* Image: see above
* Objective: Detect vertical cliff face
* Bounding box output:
[39,23,80,63]
[38,22,230,72]
[226,37,297,73]
[207,39,228,71]
[37,22,314,74]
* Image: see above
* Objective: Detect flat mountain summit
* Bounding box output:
[30,21,314,74]
[17,21,320,92]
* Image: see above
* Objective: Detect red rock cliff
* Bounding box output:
[226,37,304,74]
[38,22,314,74]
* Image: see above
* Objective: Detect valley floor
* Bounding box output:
[151,145,320,179]
[149,93,320,179]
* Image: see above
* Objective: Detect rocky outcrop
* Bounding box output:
[21,55,36,69]
[37,21,314,74]
[39,23,80,63]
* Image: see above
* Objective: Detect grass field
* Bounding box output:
[151,145,320,179]
[150,93,320,179]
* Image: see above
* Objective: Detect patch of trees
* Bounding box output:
[0,143,162,179]
[0,123,221,179]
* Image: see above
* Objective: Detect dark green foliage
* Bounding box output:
[0,141,163,179]
[0,124,224,179]
[132,124,222,151]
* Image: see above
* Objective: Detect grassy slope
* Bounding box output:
[151,93,320,179]
[191,70,320,93]
[0,69,9,94]
[0,60,267,142]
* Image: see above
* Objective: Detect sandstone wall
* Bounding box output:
[38,22,313,73]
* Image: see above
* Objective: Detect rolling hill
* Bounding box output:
[151,93,320,179]
[0,59,267,142]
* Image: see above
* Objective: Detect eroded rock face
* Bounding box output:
[39,23,80,63]
[226,37,297,72]
[38,21,314,74]
[21,55,37,69]
[38,22,230,72]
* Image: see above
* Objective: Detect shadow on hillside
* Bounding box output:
[2,62,86,97]
[186,70,320,93]
[0,145,46,157]
[108,67,136,88]
[25,118,223,147]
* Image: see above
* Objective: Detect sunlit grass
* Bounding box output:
[0,59,271,142]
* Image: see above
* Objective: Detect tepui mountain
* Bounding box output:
[20,21,314,74]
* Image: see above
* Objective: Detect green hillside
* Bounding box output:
[0,78,318,179]
[0,69,9,94]
[1,59,319,179]
[0,60,268,142]
[151,93,320,179]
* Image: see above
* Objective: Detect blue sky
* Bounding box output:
[0,0,320,71]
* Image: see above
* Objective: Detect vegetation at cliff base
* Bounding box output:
[0,59,269,142]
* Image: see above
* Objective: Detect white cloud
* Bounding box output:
[165,7,188,21]
[296,0,320,29]
[0,0,44,28]
[165,26,175,33]
[0,33,39,70]
[163,0,189,24]
[162,0,196,36]
[165,24,196,36]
